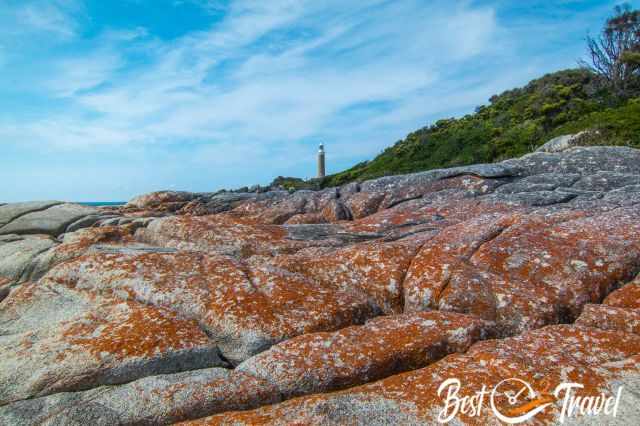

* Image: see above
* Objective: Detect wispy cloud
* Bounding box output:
[14,0,84,39]
[8,0,498,147]
[0,0,621,201]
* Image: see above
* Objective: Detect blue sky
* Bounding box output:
[0,0,636,202]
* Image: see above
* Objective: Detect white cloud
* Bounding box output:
[15,0,84,39]
[9,0,499,149]
[46,52,123,97]
[0,0,612,200]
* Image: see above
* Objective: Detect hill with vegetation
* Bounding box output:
[320,68,640,188]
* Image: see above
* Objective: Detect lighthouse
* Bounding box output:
[317,144,326,178]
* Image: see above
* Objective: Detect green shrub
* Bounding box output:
[321,69,640,188]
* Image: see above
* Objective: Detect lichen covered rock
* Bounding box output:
[0,368,279,425]
[237,311,493,399]
[185,325,640,425]
[0,282,220,404]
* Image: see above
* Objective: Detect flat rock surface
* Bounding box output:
[0,281,222,405]
[237,311,493,399]
[0,368,279,425]
[38,250,376,365]
[186,325,640,425]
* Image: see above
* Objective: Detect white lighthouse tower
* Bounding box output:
[317,144,326,178]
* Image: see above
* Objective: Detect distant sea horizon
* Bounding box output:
[77,201,126,207]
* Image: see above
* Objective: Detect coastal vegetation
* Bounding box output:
[314,5,640,188]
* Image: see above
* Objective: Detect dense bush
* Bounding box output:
[321,69,640,188]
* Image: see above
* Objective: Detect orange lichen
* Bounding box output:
[603,278,640,309]
[180,325,640,425]
[62,300,210,360]
[238,311,492,399]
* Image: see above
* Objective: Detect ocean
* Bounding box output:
[77,202,126,207]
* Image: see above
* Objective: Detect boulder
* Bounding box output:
[0,368,279,425]
[403,207,640,335]
[0,201,62,228]
[237,311,493,399]
[25,225,138,282]
[603,276,640,309]
[575,275,640,336]
[535,130,597,153]
[0,203,99,236]
[284,212,327,225]
[0,236,57,283]
[343,191,385,219]
[179,193,258,216]
[320,198,351,222]
[270,234,428,314]
[38,250,376,365]
[576,304,640,335]
[0,281,221,404]
[136,214,382,258]
[65,214,103,233]
[136,214,298,257]
[255,192,309,224]
[186,325,640,425]
[125,191,196,209]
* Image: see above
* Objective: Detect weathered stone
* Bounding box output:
[0,203,99,236]
[535,131,596,153]
[283,223,382,244]
[271,235,427,314]
[137,214,383,258]
[65,214,103,233]
[576,304,640,335]
[489,189,578,206]
[0,368,279,425]
[404,207,640,335]
[382,174,506,211]
[125,191,196,209]
[255,192,309,224]
[5,146,640,423]
[346,192,518,235]
[338,181,360,198]
[0,234,23,244]
[237,311,493,399]
[321,198,351,222]
[0,277,11,302]
[39,250,375,364]
[503,146,640,177]
[283,212,327,225]
[572,171,640,192]
[495,173,581,194]
[25,225,137,282]
[179,193,259,216]
[0,282,221,404]
[343,191,385,219]
[97,217,121,227]
[0,201,62,228]
[137,214,311,257]
[0,236,57,283]
[603,276,640,309]
[186,325,640,425]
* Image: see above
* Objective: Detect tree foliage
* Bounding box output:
[580,4,640,94]
[320,69,640,188]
